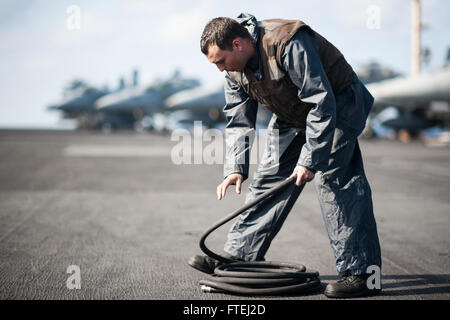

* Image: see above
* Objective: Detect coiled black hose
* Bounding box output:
[198,176,322,295]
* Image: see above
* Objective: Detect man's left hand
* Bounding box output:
[290,166,315,186]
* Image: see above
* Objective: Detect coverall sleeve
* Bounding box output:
[281,30,337,173]
[222,73,258,181]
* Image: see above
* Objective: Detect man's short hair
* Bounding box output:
[200,17,251,55]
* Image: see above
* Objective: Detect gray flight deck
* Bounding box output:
[0,129,449,300]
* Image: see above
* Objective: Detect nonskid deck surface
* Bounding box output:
[0,129,448,300]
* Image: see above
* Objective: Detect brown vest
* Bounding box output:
[228,19,354,128]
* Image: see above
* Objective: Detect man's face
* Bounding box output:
[206,40,247,72]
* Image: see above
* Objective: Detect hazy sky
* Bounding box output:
[0,0,449,127]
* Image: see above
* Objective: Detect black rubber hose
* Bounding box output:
[198,176,322,295]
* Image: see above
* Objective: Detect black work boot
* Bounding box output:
[324,274,382,298]
[188,253,240,274]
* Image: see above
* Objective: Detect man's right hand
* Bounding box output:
[217,173,243,200]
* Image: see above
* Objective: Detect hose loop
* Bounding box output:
[198,176,321,295]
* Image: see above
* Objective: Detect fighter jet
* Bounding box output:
[367,65,450,112]
[48,80,110,129]
[366,64,450,133]
[164,84,272,132]
[363,0,450,138]
[94,70,200,131]
[162,85,227,132]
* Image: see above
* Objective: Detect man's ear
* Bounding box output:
[232,38,242,50]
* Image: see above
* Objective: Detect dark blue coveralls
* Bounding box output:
[222,14,382,277]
